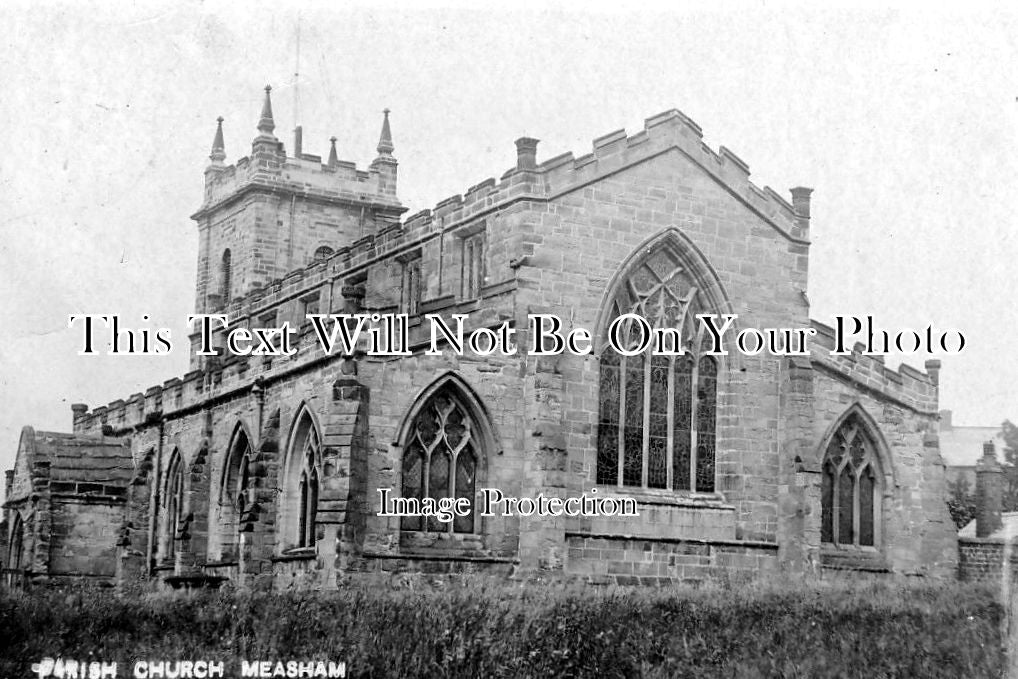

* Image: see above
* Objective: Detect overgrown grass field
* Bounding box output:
[0,578,1006,678]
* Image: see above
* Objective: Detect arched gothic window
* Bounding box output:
[220,249,232,304]
[161,450,185,562]
[284,409,321,550]
[313,246,334,261]
[596,246,718,492]
[220,426,253,559]
[821,414,881,548]
[401,386,479,534]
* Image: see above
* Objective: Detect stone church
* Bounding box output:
[2,87,958,589]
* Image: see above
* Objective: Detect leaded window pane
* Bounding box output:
[647,355,669,489]
[672,356,693,490]
[428,450,450,533]
[401,443,424,531]
[695,356,717,492]
[298,473,308,547]
[859,468,875,546]
[837,468,854,545]
[596,350,620,485]
[623,353,645,487]
[454,447,476,534]
[821,463,834,543]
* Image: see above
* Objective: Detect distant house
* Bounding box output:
[940,410,1007,489]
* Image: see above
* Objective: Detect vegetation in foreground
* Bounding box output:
[0,577,1005,678]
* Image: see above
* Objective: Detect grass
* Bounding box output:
[0,577,1005,678]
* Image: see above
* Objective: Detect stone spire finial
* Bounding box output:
[258,85,276,136]
[209,117,226,164]
[328,136,338,167]
[376,108,394,156]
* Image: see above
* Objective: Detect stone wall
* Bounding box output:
[958,537,1018,583]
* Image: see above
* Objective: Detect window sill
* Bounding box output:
[589,486,733,510]
[821,545,889,572]
[399,530,484,555]
[272,547,317,563]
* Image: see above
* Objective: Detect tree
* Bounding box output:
[946,476,978,529]
[1001,420,1018,512]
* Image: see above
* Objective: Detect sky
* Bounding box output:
[1,1,1015,477]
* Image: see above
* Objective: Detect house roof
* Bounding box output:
[959,512,1018,539]
[940,425,1006,467]
[6,427,133,503]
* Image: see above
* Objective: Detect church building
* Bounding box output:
[2,87,958,588]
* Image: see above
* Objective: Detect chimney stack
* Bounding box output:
[976,440,1003,537]
[790,186,813,219]
[515,137,539,171]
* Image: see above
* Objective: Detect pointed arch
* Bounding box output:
[396,372,494,535]
[159,448,186,563]
[217,421,255,560]
[818,403,891,551]
[281,403,323,550]
[593,227,732,346]
[7,512,25,572]
[594,228,727,493]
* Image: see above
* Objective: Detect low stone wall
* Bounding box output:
[958,536,1018,582]
[564,533,778,586]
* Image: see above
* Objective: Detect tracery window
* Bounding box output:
[313,246,334,261]
[596,247,718,492]
[821,414,880,548]
[401,387,478,534]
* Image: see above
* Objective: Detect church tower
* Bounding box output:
[190,87,405,314]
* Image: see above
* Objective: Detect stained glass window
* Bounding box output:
[820,414,880,548]
[402,387,479,534]
[595,247,718,492]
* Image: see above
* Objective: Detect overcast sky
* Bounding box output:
[1,1,1015,476]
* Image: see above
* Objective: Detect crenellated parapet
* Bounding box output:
[809,320,940,415]
[194,141,403,221]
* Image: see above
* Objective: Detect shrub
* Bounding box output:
[0,578,1004,678]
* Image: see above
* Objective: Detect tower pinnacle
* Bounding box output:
[328,136,338,167]
[257,85,276,137]
[376,108,394,156]
[209,117,226,164]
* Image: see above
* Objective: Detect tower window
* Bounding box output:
[402,257,422,315]
[461,233,485,299]
[313,246,334,262]
[220,249,232,304]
